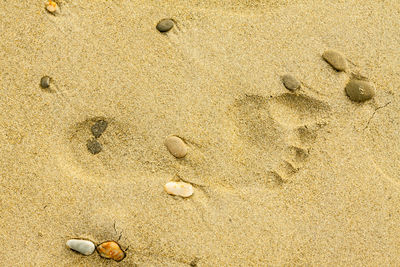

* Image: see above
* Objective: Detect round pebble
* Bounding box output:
[66,239,95,256]
[322,49,348,71]
[164,135,188,158]
[156,19,174,33]
[87,139,102,154]
[282,74,301,91]
[46,1,59,14]
[164,181,194,198]
[91,120,108,138]
[345,79,375,102]
[97,241,126,262]
[40,76,51,89]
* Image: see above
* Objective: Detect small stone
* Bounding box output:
[97,241,126,262]
[91,120,108,138]
[322,49,348,71]
[164,135,188,158]
[156,19,174,33]
[345,79,375,102]
[282,74,301,91]
[40,76,51,89]
[87,139,102,154]
[46,1,59,14]
[164,181,194,198]
[66,239,95,256]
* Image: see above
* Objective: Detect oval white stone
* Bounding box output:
[164,181,194,197]
[66,239,95,256]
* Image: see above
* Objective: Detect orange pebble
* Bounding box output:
[96,241,126,262]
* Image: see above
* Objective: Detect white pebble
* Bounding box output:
[66,239,95,256]
[164,181,194,197]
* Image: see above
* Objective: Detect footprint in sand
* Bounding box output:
[228,91,331,187]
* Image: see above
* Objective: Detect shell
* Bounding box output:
[164,135,188,158]
[46,1,59,14]
[66,239,95,256]
[164,181,194,198]
[96,241,126,262]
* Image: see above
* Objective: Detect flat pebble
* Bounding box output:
[322,50,348,71]
[345,79,375,102]
[156,19,174,32]
[164,135,187,158]
[97,241,125,262]
[164,181,194,197]
[66,239,95,256]
[40,76,51,89]
[87,139,102,154]
[282,74,301,91]
[91,120,108,138]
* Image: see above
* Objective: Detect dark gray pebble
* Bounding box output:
[91,120,108,138]
[40,76,51,89]
[156,19,174,32]
[345,79,375,102]
[87,139,102,154]
[282,74,301,91]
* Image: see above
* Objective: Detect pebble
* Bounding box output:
[46,1,59,14]
[282,74,301,91]
[156,19,174,32]
[322,49,348,71]
[345,79,375,102]
[164,135,188,158]
[96,241,126,262]
[91,120,108,138]
[40,76,51,89]
[87,139,102,154]
[66,239,95,256]
[164,181,194,198]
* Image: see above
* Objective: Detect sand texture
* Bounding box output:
[1,0,400,266]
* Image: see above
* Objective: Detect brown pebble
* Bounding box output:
[282,74,301,91]
[156,19,174,32]
[87,139,102,154]
[322,49,348,71]
[40,76,51,89]
[91,120,108,138]
[97,241,125,262]
[345,79,375,102]
[164,135,187,158]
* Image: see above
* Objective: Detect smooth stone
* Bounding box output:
[156,19,174,32]
[282,74,301,91]
[46,1,59,14]
[97,241,126,262]
[164,181,194,198]
[87,139,102,154]
[91,120,108,138]
[345,79,375,102]
[40,76,51,89]
[66,239,95,256]
[164,135,187,158]
[322,50,348,71]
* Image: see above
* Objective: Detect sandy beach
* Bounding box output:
[1,0,400,265]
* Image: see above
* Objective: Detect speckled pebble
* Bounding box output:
[345,79,375,102]
[156,19,174,32]
[40,76,51,89]
[66,239,95,256]
[164,135,188,158]
[91,120,108,138]
[97,241,126,262]
[282,74,301,91]
[87,139,102,154]
[322,50,348,71]
[164,181,194,197]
